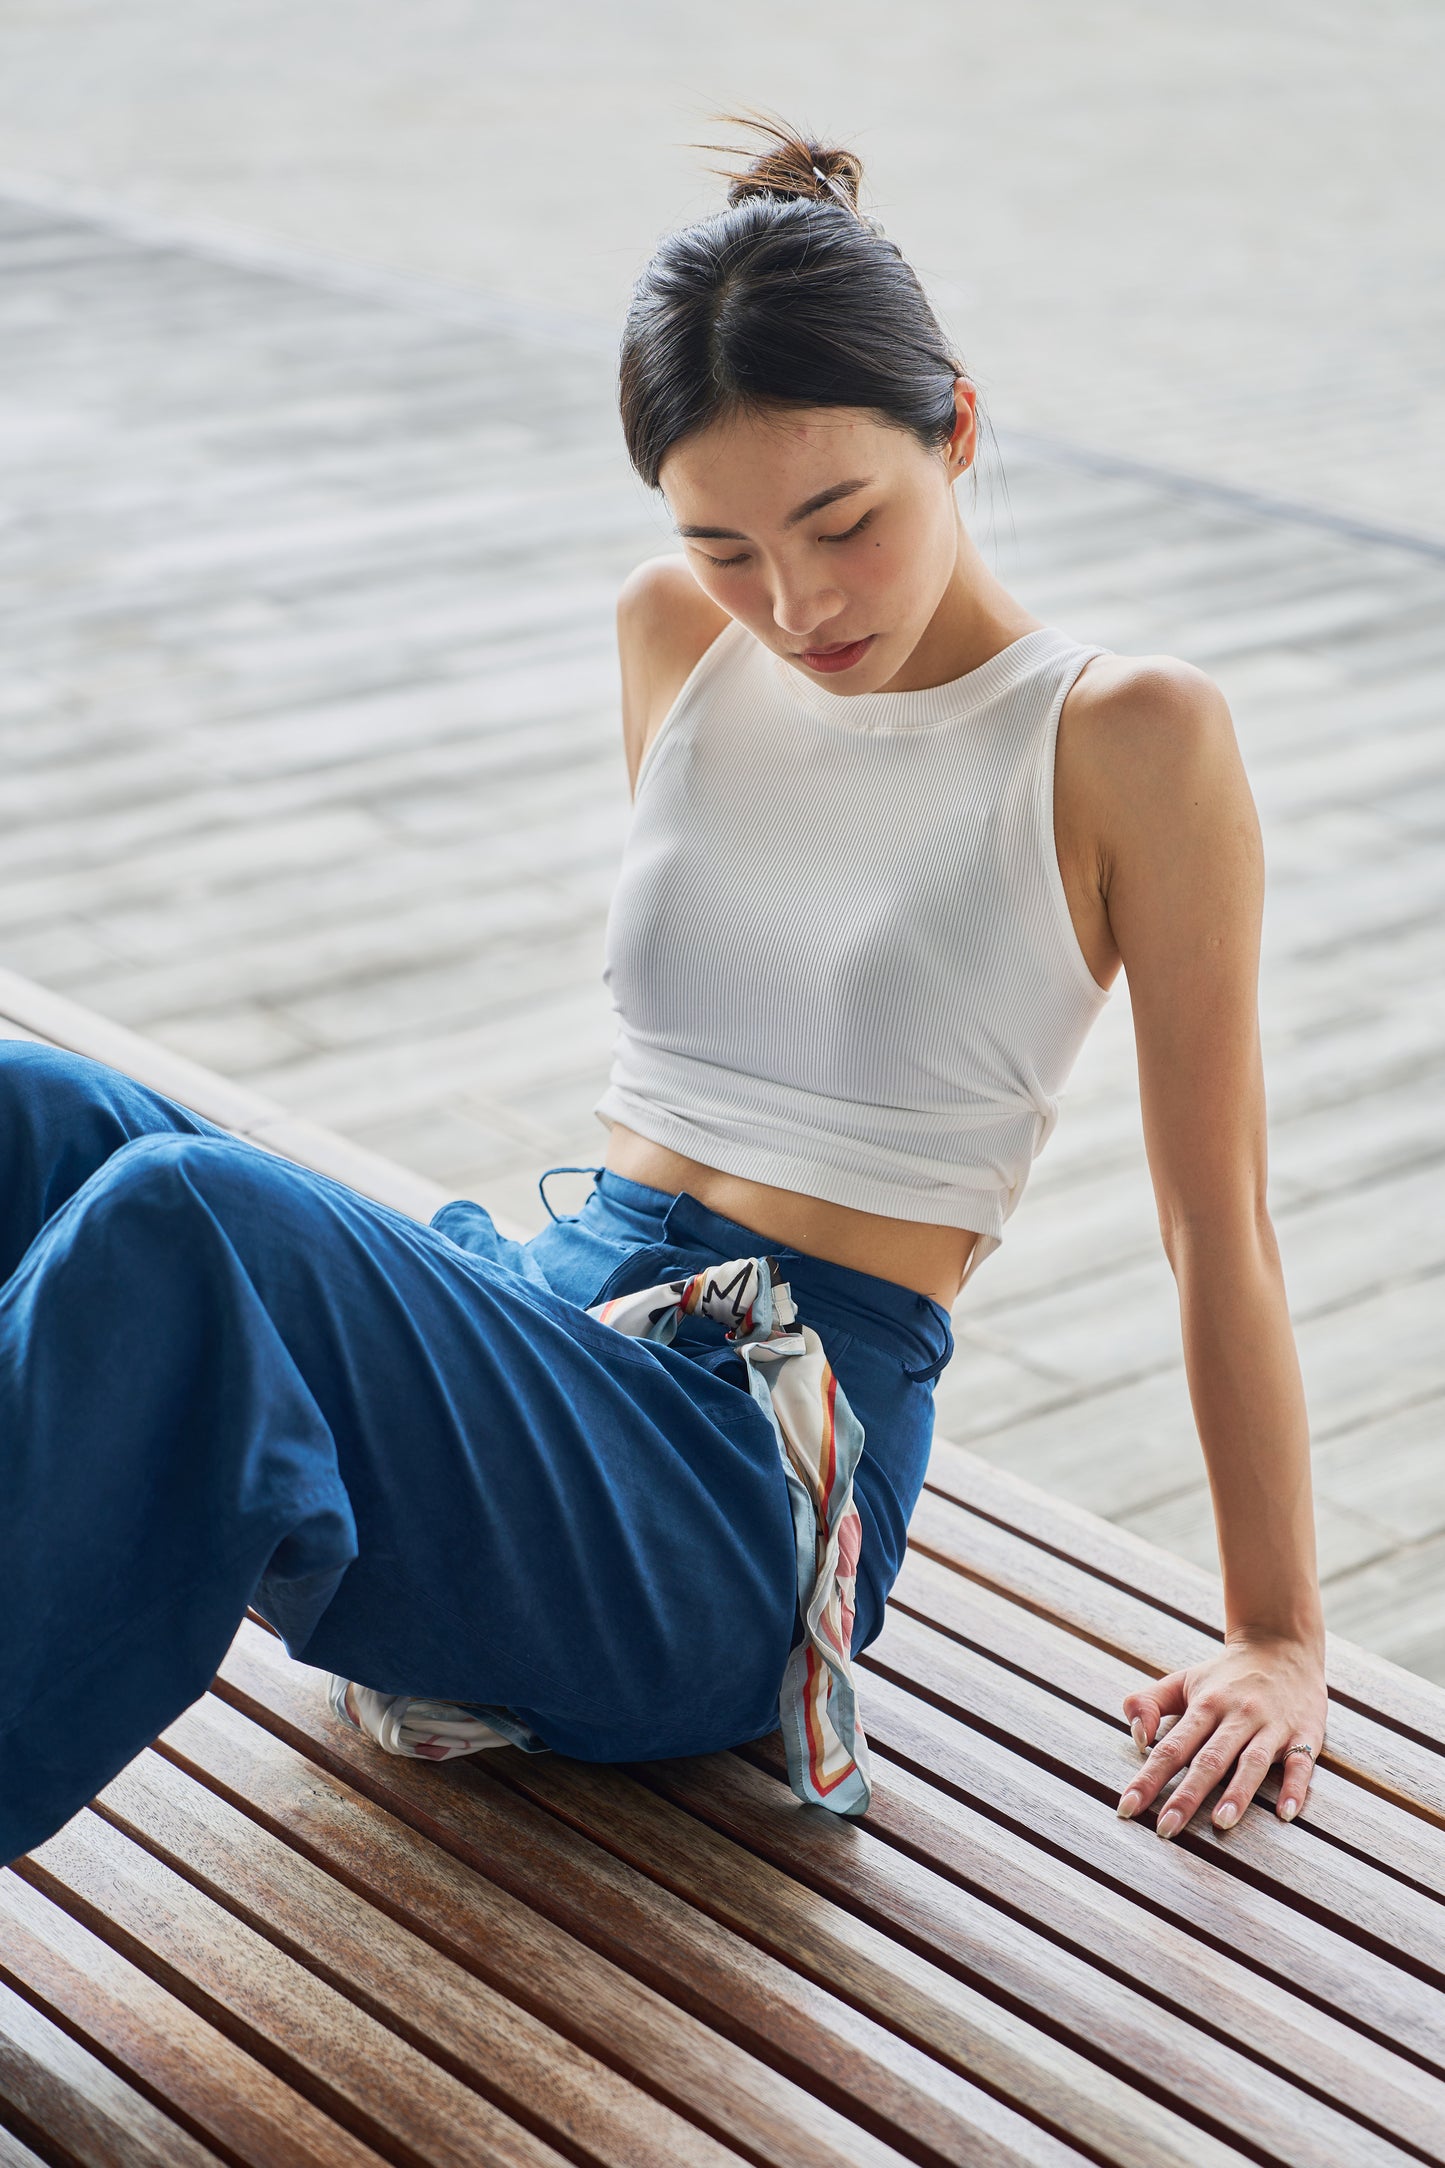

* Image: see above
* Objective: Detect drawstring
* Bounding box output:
[537,1164,604,1223]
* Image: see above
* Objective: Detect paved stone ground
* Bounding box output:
[3,196,1443,1682]
[0,0,1441,540]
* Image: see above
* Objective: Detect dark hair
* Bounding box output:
[618,108,985,495]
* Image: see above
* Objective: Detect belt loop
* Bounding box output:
[537,1163,604,1224]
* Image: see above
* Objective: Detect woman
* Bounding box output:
[0,116,1326,1866]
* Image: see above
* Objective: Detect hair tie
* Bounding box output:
[809,159,881,233]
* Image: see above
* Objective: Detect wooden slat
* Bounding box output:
[866,1609,1445,1991]
[0,1973,222,2167]
[924,1437,1445,1755]
[218,1619,1090,2167]
[0,964,280,1133]
[857,1666,1445,2076]
[0,1869,393,2166]
[890,1536,1445,1874]
[631,1752,1424,2168]
[0,964,496,1234]
[410,1763,1257,2167]
[86,1751,745,2168]
[16,1817,572,2168]
[741,1726,1445,2164]
[156,1691,915,2168]
[0,2124,46,2167]
[906,1482,1445,1825]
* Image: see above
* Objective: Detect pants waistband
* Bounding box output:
[539,1162,955,1385]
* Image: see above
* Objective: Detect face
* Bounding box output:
[658,382,976,692]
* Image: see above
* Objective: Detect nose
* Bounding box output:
[772,575,845,644]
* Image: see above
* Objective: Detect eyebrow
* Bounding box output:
[674,477,874,541]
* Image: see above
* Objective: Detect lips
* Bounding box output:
[797,633,876,673]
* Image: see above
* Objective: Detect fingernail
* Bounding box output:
[1156,1808,1182,1840]
[1281,1798,1298,1822]
[1130,1718,1148,1754]
[1214,1801,1238,1829]
[1117,1791,1140,1820]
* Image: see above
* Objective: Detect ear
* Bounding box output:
[946,377,978,471]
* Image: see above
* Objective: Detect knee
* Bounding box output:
[0,1040,197,1155]
[99,1127,256,1186]
[42,1135,312,1325]
[78,1131,271,1237]
[0,1038,114,1117]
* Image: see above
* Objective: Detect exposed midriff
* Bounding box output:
[601,1119,980,1307]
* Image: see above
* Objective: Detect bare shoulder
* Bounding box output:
[1064,649,1236,759]
[1058,650,1252,846]
[1053,652,1257,985]
[616,554,732,798]
[1063,650,1245,786]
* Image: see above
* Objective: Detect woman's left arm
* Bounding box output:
[1085,658,1328,1837]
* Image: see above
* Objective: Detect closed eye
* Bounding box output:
[699,508,877,569]
[829,509,876,547]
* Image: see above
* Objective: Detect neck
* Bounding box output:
[879,515,1044,695]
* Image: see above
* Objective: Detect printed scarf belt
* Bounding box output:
[328,1252,873,1817]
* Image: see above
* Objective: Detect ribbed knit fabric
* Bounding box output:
[593,617,1113,1287]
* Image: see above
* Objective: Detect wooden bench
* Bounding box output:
[2,963,1443,2167]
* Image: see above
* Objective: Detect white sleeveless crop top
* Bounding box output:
[593,616,1114,1288]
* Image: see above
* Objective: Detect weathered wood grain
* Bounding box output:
[82,1752,751,2168]
[0,2124,46,2168]
[153,1692,914,2168]
[924,1437,1445,1753]
[17,1818,573,2168]
[857,1669,1445,2095]
[0,1871,386,2166]
[218,1619,1089,2168]
[645,1749,1432,2168]
[464,1760,1256,2168]
[0,1972,222,2167]
[865,1609,1445,1986]
[898,1495,1445,1831]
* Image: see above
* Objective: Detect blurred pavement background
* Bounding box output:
[1,0,1442,534]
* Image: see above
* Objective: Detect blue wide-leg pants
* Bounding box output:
[0,1039,953,1866]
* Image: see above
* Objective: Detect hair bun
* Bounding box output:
[697,110,868,221]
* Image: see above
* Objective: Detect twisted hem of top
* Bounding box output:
[593,1087,1003,1246]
